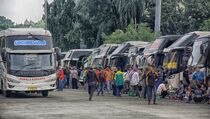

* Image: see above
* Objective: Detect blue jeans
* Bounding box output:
[147,86,156,102]
[143,86,148,99]
[64,76,68,88]
[58,80,64,91]
[116,85,123,96]
[97,82,105,95]
[106,80,112,92]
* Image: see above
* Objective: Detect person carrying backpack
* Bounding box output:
[86,67,99,101]
[146,65,158,105]
[97,69,106,96]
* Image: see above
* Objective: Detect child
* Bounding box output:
[193,85,203,103]
[183,86,192,103]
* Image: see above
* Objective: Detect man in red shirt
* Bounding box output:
[58,67,65,91]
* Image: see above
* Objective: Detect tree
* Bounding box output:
[200,19,210,31]
[47,0,146,50]
[0,16,14,31]
[47,0,76,51]
[103,22,154,44]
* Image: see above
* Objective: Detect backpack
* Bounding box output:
[99,71,105,82]
[147,72,156,86]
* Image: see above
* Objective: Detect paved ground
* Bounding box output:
[0,89,209,119]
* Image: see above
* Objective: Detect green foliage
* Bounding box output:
[0,16,14,31]
[45,0,210,50]
[103,22,154,44]
[14,19,45,28]
[47,0,76,51]
[47,0,145,50]
[200,19,210,31]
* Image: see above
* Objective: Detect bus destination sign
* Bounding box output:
[14,40,47,46]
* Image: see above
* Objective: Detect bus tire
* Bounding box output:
[3,90,11,97]
[42,91,48,97]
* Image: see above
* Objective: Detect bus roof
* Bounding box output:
[165,31,210,51]
[68,49,94,52]
[0,28,52,37]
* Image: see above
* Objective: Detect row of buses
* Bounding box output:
[2,28,209,98]
[62,31,210,89]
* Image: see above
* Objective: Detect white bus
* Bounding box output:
[0,28,57,97]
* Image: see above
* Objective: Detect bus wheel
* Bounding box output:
[3,90,11,97]
[42,91,48,97]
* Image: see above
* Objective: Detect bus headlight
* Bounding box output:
[7,78,20,83]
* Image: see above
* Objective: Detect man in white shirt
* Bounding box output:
[156,81,168,98]
[130,68,140,99]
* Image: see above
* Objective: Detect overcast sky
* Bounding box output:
[0,0,53,24]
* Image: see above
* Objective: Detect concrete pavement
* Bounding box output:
[0,89,209,119]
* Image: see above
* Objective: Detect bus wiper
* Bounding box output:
[15,63,36,73]
[29,67,51,73]
[28,33,42,40]
[29,66,42,70]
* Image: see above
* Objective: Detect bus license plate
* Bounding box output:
[28,86,38,91]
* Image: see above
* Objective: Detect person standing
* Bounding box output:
[124,67,132,94]
[114,67,124,97]
[64,67,70,88]
[146,65,157,105]
[97,69,106,96]
[130,67,140,99]
[71,66,79,89]
[142,67,149,99]
[58,67,65,91]
[105,66,114,94]
[156,67,164,89]
[86,67,99,101]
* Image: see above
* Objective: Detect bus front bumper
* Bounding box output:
[6,81,56,92]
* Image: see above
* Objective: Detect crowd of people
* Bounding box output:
[56,65,210,104]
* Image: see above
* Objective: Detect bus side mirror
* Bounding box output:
[54,47,61,61]
[200,45,204,55]
[1,49,7,61]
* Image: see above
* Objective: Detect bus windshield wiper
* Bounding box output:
[15,63,36,73]
[29,66,42,70]
[28,33,42,40]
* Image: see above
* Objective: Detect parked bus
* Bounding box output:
[83,49,100,68]
[128,45,147,67]
[92,44,118,68]
[0,28,56,97]
[163,31,210,88]
[106,41,149,71]
[144,35,181,68]
[62,49,93,68]
[188,35,210,84]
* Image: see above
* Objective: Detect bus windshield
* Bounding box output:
[9,53,53,71]
[163,51,178,70]
[188,39,210,66]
